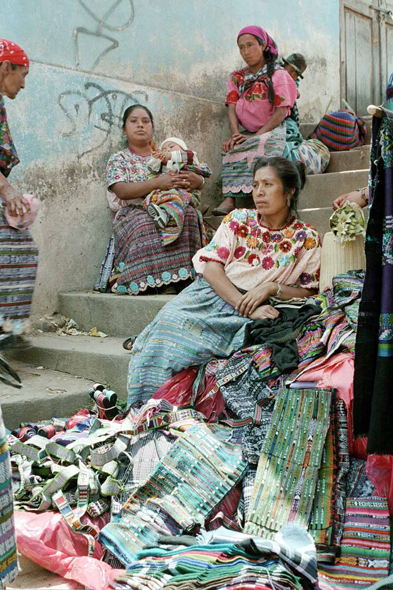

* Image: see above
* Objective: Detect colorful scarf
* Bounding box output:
[0,39,29,67]
[237,26,278,57]
[0,93,19,174]
[238,62,283,99]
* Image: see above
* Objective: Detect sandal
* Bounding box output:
[147,203,169,229]
[212,204,235,217]
[122,336,137,351]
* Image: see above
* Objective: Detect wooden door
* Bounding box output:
[380,0,393,93]
[340,0,380,115]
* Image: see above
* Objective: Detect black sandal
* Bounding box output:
[122,336,137,351]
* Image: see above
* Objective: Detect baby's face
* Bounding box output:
[162,141,183,152]
[284,64,299,81]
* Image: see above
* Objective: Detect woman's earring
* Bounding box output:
[287,197,291,207]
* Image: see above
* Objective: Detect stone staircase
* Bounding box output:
[4,120,372,426]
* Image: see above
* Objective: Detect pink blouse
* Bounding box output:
[226,68,297,133]
[192,209,321,291]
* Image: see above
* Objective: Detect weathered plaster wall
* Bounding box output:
[3,0,339,318]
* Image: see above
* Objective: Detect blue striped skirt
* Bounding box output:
[127,277,253,407]
[0,208,38,334]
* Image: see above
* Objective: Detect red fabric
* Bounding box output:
[152,368,225,421]
[366,455,393,516]
[0,39,29,67]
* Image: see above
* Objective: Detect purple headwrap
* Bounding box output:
[237,26,278,57]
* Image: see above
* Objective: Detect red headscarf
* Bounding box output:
[237,26,278,57]
[0,39,29,67]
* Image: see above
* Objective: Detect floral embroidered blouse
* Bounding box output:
[225,68,297,133]
[106,147,151,212]
[192,209,321,291]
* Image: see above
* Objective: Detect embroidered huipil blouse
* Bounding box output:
[193,209,321,291]
[106,147,151,212]
[226,69,297,133]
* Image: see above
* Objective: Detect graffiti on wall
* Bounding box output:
[58,82,148,159]
[74,0,135,70]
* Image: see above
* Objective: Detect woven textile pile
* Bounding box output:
[8,271,393,590]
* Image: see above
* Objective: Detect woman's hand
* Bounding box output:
[156,172,179,191]
[222,133,249,153]
[2,185,30,217]
[172,171,202,191]
[332,189,368,210]
[152,150,169,164]
[249,305,280,320]
[236,282,277,317]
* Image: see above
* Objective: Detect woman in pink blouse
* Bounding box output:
[213,26,297,216]
[127,156,321,408]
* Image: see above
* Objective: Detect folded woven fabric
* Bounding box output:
[244,302,322,373]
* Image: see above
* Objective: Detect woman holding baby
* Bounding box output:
[106,104,208,296]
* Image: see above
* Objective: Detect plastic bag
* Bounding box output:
[15,510,124,589]
[366,455,393,516]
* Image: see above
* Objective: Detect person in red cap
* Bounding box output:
[0,39,38,347]
[0,39,32,588]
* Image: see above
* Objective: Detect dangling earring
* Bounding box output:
[287,197,291,207]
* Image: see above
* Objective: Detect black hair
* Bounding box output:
[122,104,154,129]
[253,156,306,214]
[252,37,277,106]
[0,62,18,71]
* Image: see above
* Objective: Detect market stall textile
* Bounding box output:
[244,387,332,538]
[318,496,391,589]
[353,107,393,454]
[114,525,318,590]
[100,422,247,566]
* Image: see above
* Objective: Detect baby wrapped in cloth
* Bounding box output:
[144,137,211,246]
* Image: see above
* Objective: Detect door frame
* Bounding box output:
[340,0,382,112]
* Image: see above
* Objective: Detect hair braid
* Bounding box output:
[264,49,277,106]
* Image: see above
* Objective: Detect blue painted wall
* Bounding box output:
[2,0,340,317]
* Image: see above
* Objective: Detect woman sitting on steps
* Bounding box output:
[126,156,321,408]
[106,104,206,297]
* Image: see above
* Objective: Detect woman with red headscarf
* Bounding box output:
[213,26,297,216]
[0,39,38,347]
[0,39,30,587]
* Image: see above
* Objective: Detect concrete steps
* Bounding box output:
[299,168,368,235]
[0,360,95,430]
[6,334,130,400]
[59,291,171,338]
[11,124,372,413]
[326,145,370,172]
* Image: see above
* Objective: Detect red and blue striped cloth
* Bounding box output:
[309,110,367,151]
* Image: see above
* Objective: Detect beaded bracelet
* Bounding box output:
[356,186,369,204]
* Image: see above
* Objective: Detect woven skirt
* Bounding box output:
[221,124,286,199]
[127,277,253,406]
[112,204,202,295]
[0,208,38,334]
